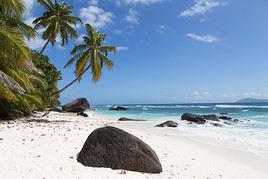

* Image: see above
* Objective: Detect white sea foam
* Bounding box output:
[215,104,268,109]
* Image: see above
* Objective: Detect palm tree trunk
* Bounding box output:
[37,39,50,59]
[50,65,91,97]
[37,39,49,60]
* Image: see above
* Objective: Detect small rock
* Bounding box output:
[118,118,145,121]
[77,112,88,117]
[109,106,128,111]
[155,121,178,128]
[210,123,223,127]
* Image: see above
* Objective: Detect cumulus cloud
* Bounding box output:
[80,6,114,28]
[117,46,128,51]
[186,33,219,43]
[180,0,226,17]
[157,24,166,33]
[124,9,139,25]
[115,0,164,5]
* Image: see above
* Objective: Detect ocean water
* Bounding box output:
[90,103,268,158]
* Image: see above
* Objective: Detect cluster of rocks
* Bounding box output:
[181,112,240,126]
[49,98,90,117]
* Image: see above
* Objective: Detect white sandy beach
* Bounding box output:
[0,112,267,179]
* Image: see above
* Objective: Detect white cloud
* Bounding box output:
[76,34,86,43]
[24,16,46,50]
[186,33,219,43]
[89,0,99,5]
[117,46,128,51]
[157,24,166,33]
[124,9,139,25]
[22,0,35,17]
[25,37,45,50]
[193,91,212,99]
[80,6,114,28]
[115,0,164,5]
[180,0,226,17]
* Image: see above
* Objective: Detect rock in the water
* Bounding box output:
[77,112,88,117]
[219,116,232,120]
[109,106,128,111]
[181,113,206,124]
[77,126,162,173]
[203,114,219,121]
[62,98,90,113]
[118,118,145,121]
[220,113,229,115]
[233,119,239,123]
[224,122,232,125]
[210,123,223,127]
[155,121,178,128]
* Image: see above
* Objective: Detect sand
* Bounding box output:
[0,112,267,179]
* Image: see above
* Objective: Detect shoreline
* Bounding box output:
[0,112,267,179]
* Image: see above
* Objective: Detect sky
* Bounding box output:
[22,0,268,104]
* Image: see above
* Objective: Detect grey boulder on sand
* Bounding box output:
[181,113,206,124]
[62,98,90,113]
[77,126,162,174]
[155,120,178,127]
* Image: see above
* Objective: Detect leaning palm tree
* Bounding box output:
[33,0,82,55]
[52,24,116,96]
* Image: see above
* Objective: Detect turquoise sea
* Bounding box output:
[89,103,268,158]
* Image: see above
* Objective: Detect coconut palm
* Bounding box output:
[0,0,35,61]
[33,0,82,55]
[52,24,116,96]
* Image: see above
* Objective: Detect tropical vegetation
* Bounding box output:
[0,0,116,120]
[33,0,82,55]
[53,24,116,96]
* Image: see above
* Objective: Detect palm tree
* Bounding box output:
[52,24,116,96]
[0,0,35,61]
[33,0,82,55]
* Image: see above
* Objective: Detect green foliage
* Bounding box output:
[65,24,116,82]
[0,0,61,119]
[31,51,62,106]
[33,0,82,50]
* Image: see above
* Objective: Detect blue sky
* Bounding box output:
[22,0,268,104]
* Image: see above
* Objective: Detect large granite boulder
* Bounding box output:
[181,113,206,124]
[203,114,219,121]
[62,98,90,113]
[77,126,162,173]
[155,120,178,128]
[109,106,128,111]
[118,118,145,121]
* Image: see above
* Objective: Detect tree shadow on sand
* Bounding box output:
[24,119,72,124]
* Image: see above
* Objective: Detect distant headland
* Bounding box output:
[235,98,268,103]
